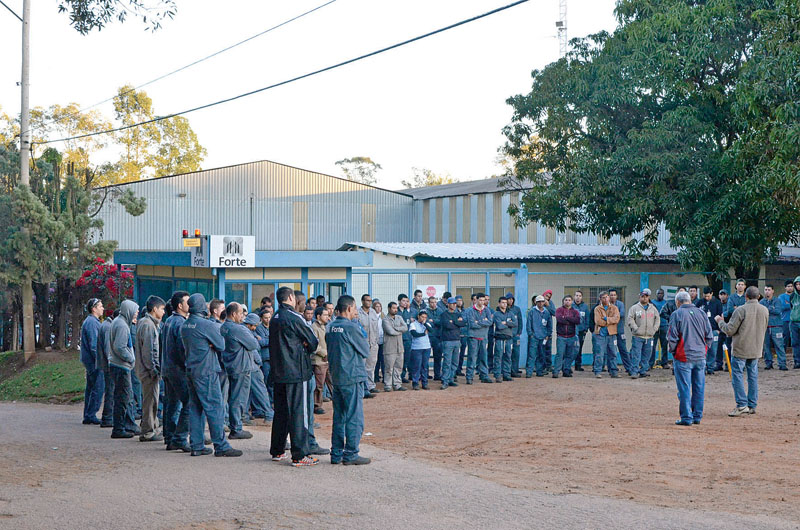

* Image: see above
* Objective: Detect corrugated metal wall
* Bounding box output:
[95,160,414,251]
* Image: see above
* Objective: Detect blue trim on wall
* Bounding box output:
[346,268,353,295]
[515,264,528,366]
[115,251,191,266]
[217,269,226,299]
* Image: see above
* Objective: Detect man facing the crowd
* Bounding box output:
[554,295,581,378]
[135,295,165,442]
[572,291,589,372]
[492,296,517,382]
[717,286,769,417]
[382,302,408,392]
[326,295,371,465]
[80,298,105,426]
[593,291,620,379]
[627,289,660,379]
[668,291,713,426]
[269,287,324,466]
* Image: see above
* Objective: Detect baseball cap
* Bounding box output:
[719,289,728,295]
[455,295,463,300]
[640,288,652,296]
[535,295,545,303]
[447,297,457,304]
[243,313,260,325]
[543,289,553,296]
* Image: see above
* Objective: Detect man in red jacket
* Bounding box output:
[555,295,582,378]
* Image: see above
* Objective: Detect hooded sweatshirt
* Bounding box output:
[180,294,225,378]
[791,277,800,322]
[110,300,138,371]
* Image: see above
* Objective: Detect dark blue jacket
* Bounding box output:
[96,318,112,372]
[696,297,724,331]
[181,294,225,378]
[270,303,318,384]
[439,310,467,342]
[162,313,187,377]
[220,320,259,375]
[508,304,524,337]
[527,306,553,341]
[399,307,416,343]
[254,323,270,362]
[573,302,590,334]
[493,308,517,339]
[724,293,746,318]
[426,306,445,341]
[80,314,102,369]
[760,297,786,327]
[326,316,369,386]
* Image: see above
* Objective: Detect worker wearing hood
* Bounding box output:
[109,300,139,439]
[181,294,241,457]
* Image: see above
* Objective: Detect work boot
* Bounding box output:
[166,443,191,452]
[191,448,213,456]
[110,431,134,439]
[575,366,585,372]
[343,456,371,466]
[309,446,331,455]
[449,381,459,387]
[228,430,253,440]
[82,417,101,425]
[215,448,243,457]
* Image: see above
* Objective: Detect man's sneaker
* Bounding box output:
[674,420,693,426]
[747,407,756,414]
[480,379,493,384]
[364,392,376,399]
[139,433,164,442]
[309,446,331,455]
[641,372,651,377]
[395,386,407,391]
[764,365,773,370]
[314,406,326,414]
[110,431,134,439]
[343,456,371,466]
[779,367,788,371]
[595,374,602,379]
[228,430,253,440]
[466,379,473,384]
[384,387,392,392]
[575,366,585,371]
[369,388,380,394]
[421,385,429,390]
[502,377,512,382]
[449,381,459,387]
[191,448,213,456]
[82,417,101,425]
[552,374,559,379]
[630,374,639,379]
[330,458,341,464]
[291,456,319,467]
[728,406,750,417]
[271,453,288,461]
[610,373,620,378]
[215,448,243,457]
[563,373,573,378]
[166,443,192,452]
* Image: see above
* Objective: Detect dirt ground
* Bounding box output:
[311,362,800,521]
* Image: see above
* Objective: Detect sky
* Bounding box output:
[0,0,619,190]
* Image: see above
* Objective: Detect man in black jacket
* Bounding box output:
[269,287,323,466]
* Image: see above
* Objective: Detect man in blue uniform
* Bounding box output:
[760,285,788,370]
[505,293,524,377]
[464,293,493,384]
[162,291,191,452]
[326,295,371,465]
[527,295,553,378]
[181,294,241,457]
[80,298,105,425]
[572,290,590,372]
[96,309,116,428]
[220,302,259,440]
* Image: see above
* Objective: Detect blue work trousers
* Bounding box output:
[763,327,787,369]
[249,367,273,420]
[130,370,142,416]
[525,337,545,377]
[493,338,512,379]
[187,371,231,453]
[458,337,468,374]
[410,348,430,387]
[110,365,136,436]
[441,340,460,386]
[83,365,105,422]
[555,336,577,376]
[731,356,758,410]
[617,333,631,374]
[592,334,619,375]
[630,336,654,376]
[331,384,364,463]
[673,359,705,424]
[467,338,489,381]
[227,372,252,434]
[162,372,190,447]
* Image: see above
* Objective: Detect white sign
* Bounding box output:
[416,285,446,299]
[661,285,678,301]
[190,236,208,268]
[209,235,255,268]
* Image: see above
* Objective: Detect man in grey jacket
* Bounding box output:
[326,295,371,465]
[357,294,381,394]
[716,286,769,417]
[135,296,165,442]
[109,300,139,439]
[382,302,408,392]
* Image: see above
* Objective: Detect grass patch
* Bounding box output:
[0,358,86,402]
[0,350,20,366]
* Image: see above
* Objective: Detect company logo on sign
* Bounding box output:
[426,286,436,297]
[223,237,243,256]
[416,285,445,299]
[209,235,255,267]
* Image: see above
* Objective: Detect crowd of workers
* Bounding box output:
[77,276,800,466]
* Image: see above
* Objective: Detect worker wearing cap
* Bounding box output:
[627,289,660,378]
[440,297,467,389]
[505,292,524,377]
[526,295,553,377]
[593,291,620,378]
[80,298,105,425]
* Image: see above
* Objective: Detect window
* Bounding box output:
[564,286,626,308]
[225,283,247,305]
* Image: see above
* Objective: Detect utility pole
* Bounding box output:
[20,0,35,362]
[556,0,567,57]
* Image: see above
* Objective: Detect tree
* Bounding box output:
[401,167,458,189]
[57,0,176,34]
[335,156,382,186]
[101,85,205,184]
[502,0,800,285]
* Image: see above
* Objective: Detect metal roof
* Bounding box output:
[341,242,800,263]
[399,178,531,200]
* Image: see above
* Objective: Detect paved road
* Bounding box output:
[0,402,796,530]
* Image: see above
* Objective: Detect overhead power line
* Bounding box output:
[0,0,22,22]
[23,0,338,137]
[37,0,530,146]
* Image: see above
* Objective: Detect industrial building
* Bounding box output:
[96,159,800,362]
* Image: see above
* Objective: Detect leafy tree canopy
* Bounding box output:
[335,156,382,186]
[502,0,800,280]
[402,167,458,189]
[57,0,176,34]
